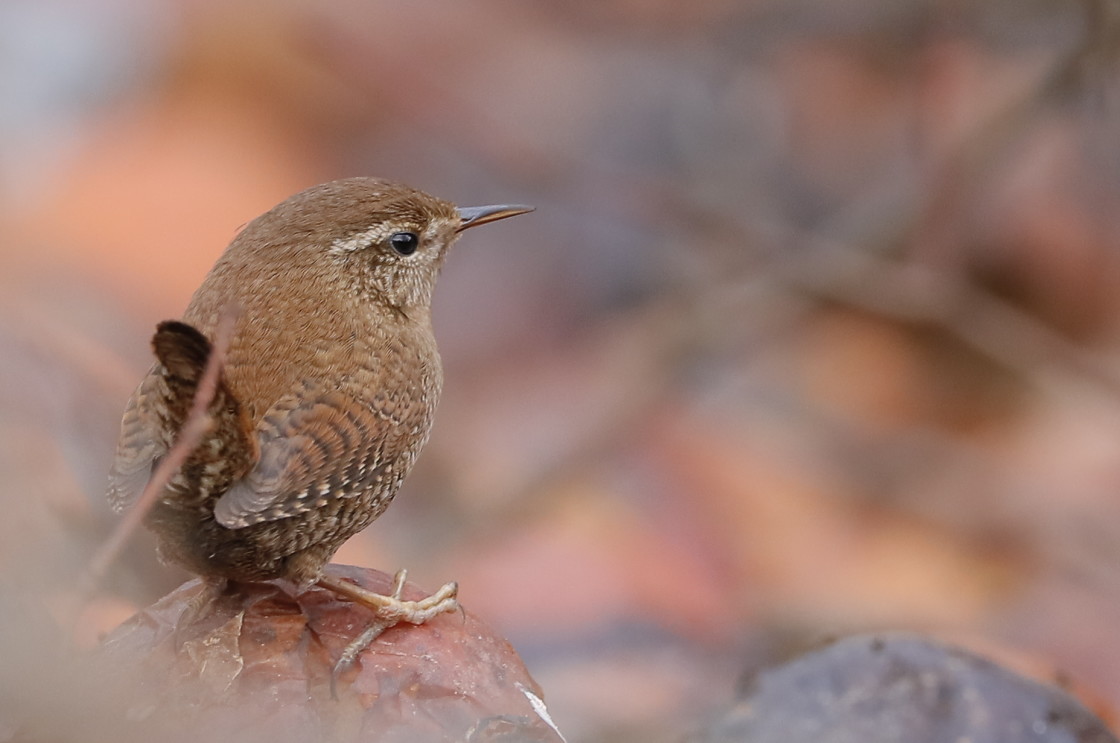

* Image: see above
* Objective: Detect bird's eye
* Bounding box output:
[389,231,419,256]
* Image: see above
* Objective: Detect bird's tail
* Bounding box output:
[152,320,214,385]
[146,320,257,509]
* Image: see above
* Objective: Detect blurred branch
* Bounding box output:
[77,309,239,605]
[776,241,1120,404]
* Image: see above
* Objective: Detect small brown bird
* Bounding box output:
[107,177,530,639]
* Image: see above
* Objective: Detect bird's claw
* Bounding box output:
[322,569,460,698]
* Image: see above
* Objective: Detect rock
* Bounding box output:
[692,632,1116,743]
[96,564,564,743]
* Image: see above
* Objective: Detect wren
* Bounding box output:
[107,177,531,644]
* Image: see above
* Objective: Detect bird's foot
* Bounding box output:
[171,576,228,646]
[318,569,459,696]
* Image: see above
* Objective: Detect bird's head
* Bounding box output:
[217,177,531,318]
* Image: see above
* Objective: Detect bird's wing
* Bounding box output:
[213,388,405,529]
[106,370,167,512]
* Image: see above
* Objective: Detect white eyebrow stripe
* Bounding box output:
[329,223,399,255]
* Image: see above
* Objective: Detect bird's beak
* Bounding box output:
[456,204,534,232]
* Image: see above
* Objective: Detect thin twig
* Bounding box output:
[78,307,241,601]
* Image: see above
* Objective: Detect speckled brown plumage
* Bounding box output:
[107,178,530,592]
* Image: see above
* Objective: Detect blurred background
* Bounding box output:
[2,0,1120,740]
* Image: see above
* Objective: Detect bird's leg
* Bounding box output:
[321,569,459,695]
[172,576,228,646]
